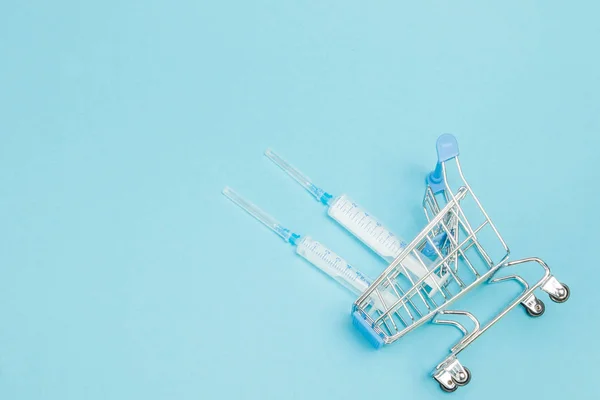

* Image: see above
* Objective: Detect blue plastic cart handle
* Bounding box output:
[426,134,460,194]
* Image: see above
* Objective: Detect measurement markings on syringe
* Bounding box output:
[307,241,364,282]
[331,197,408,257]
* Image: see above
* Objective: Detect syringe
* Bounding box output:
[222,186,398,307]
[264,149,448,293]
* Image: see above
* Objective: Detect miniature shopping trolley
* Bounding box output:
[351,134,570,392]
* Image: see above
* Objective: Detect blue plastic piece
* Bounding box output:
[426,163,446,194]
[307,183,334,206]
[436,133,459,162]
[352,311,384,349]
[288,233,301,245]
[422,232,447,258]
[319,192,333,205]
[426,134,460,194]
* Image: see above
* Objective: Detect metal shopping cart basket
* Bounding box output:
[351,134,570,392]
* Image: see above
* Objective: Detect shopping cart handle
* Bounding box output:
[427,134,460,193]
[436,133,460,163]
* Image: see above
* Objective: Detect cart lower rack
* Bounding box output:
[351,134,570,392]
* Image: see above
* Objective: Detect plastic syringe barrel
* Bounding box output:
[295,235,371,296]
[327,194,446,293]
[296,236,399,310]
[222,187,376,296]
[262,149,446,292]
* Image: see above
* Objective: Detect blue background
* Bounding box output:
[1,1,598,399]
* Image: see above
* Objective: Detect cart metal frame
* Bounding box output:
[351,134,570,392]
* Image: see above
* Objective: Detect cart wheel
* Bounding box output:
[549,283,570,303]
[525,299,545,317]
[439,382,458,393]
[455,367,471,386]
